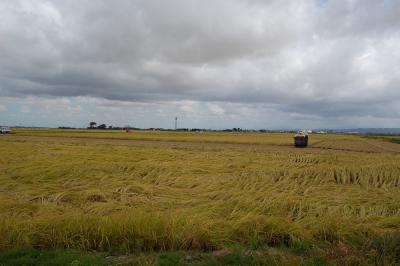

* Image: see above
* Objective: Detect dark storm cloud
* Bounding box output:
[1,0,400,125]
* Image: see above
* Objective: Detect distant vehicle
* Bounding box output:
[294,130,308,147]
[0,126,11,134]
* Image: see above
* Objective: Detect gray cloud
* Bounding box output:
[1,0,400,128]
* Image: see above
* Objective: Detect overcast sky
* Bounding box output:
[1,0,400,129]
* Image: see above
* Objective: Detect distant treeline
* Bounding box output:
[58,123,301,133]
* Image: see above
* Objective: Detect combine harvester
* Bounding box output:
[294,130,308,147]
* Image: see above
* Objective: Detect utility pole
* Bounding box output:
[175,117,178,130]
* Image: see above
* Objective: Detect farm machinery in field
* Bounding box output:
[0,126,11,134]
[294,130,308,147]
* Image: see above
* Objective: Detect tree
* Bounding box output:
[89,122,97,129]
[97,124,107,129]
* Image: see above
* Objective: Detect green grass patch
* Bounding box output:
[0,246,109,266]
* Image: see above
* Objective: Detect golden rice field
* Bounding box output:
[1,129,400,265]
